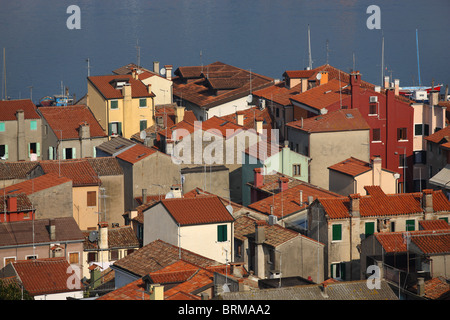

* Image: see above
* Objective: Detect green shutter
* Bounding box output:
[30,120,37,130]
[108,123,113,136]
[0,122,5,132]
[110,100,118,109]
[340,262,346,280]
[28,143,31,158]
[217,225,227,242]
[49,146,54,160]
[93,146,97,158]
[406,219,415,231]
[118,122,122,136]
[439,217,449,223]
[36,143,40,157]
[4,145,8,159]
[140,120,147,131]
[365,222,375,237]
[139,98,146,107]
[63,148,66,160]
[332,224,342,241]
[72,148,76,159]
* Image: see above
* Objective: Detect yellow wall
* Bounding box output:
[72,186,100,230]
[87,81,108,132]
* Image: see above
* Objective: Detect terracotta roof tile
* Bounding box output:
[375,230,450,254]
[112,239,220,277]
[86,157,123,176]
[97,278,149,300]
[328,157,372,177]
[0,172,71,195]
[253,81,303,106]
[165,291,202,300]
[411,277,450,300]
[115,144,158,164]
[424,125,450,144]
[0,193,33,212]
[219,106,274,133]
[0,161,39,180]
[88,74,154,100]
[160,196,234,226]
[173,61,273,109]
[11,257,83,296]
[249,183,340,218]
[287,108,370,133]
[83,226,139,250]
[38,105,106,139]
[0,99,40,121]
[163,269,214,298]
[38,159,101,187]
[419,219,450,230]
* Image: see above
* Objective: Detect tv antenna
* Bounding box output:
[136,39,141,67]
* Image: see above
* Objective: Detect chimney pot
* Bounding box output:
[417,277,425,297]
[49,219,56,241]
[279,177,289,192]
[254,168,263,187]
[7,196,18,212]
[349,193,361,217]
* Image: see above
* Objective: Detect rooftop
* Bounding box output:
[0,172,72,195]
[252,81,303,106]
[38,159,101,187]
[38,105,107,140]
[0,99,40,121]
[115,143,159,164]
[83,225,140,250]
[172,61,274,109]
[328,157,397,177]
[287,108,370,133]
[88,74,154,100]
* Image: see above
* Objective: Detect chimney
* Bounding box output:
[319,71,328,85]
[279,177,289,192]
[255,117,263,135]
[122,83,132,100]
[349,193,360,217]
[372,157,382,186]
[308,195,314,205]
[153,61,160,75]
[79,122,90,140]
[98,222,108,250]
[201,292,209,300]
[350,71,361,109]
[147,83,152,95]
[422,189,433,214]
[236,112,244,126]
[417,277,425,297]
[394,79,400,96]
[164,65,173,81]
[142,189,147,204]
[149,284,164,300]
[16,109,26,161]
[130,210,138,220]
[254,167,263,187]
[7,195,17,212]
[255,221,266,244]
[384,76,390,89]
[170,185,182,198]
[430,89,439,107]
[49,219,56,241]
[175,105,185,124]
[321,283,329,298]
[132,68,138,80]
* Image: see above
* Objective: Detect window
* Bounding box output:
[372,128,381,142]
[30,120,37,131]
[293,164,301,176]
[390,221,396,232]
[217,225,227,242]
[140,119,147,131]
[332,224,342,241]
[0,145,8,160]
[4,257,16,266]
[108,122,122,136]
[414,151,426,164]
[87,191,97,207]
[110,100,118,109]
[331,262,346,280]
[87,252,97,263]
[110,250,119,260]
[365,222,375,237]
[0,122,4,132]
[415,124,429,136]
[397,128,407,141]
[276,108,279,118]
[63,147,76,160]
[139,98,147,107]
[29,142,40,160]
[399,154,407,168]
[69,252,79,264]
[48,146,54,160]
[26,255,37,260]
[369,103,377,115]
[406,219,415,231]
[439,217,449,224]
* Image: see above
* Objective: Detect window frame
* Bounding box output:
[69,252,80,264]
[397,127,408,141]
[365,221,375,237]
[110,100,119,110]
[406,219,415,231]
[139,98,147,108]
[87,191,97,207]
[332,224,342,242]
[217,224,228,242]
[372,128,381,142]
[0,122,5,132]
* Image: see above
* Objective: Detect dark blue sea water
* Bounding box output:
[0,0,449,104]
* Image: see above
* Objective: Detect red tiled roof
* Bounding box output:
[252,81,303,106]
[419,219,450,230]
[320,189,450,219]
[97,278,149,300]
[165,291,202,300]
[200,116,244,137]
[375,230,450,254]
[411,277,450,300]
[244,140,282,161]
[38,105,107,139]
[287,108,370,133]
[11,257,82,296]
[39,159,101,187]
[219,106,274,133]
[173,61,273,109]
[0,172,71,195]
[289,78,350,110]
[328,157,372,177]
[424,125,450,144]
[0,193,33,212]
[88,74,154,100]
[160,196,234,226]
[0,99,40,121]
[248,183,340,218]
[283,70,317,79]
[163,269,214,298]
[116,144,158,164]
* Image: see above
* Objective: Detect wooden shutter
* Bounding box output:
[365,222,375,237]
[87,191,97,207]
[332,224,342,241]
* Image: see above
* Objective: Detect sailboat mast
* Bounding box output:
[381,35,384,87]
[308,25,313,70]
[416,29,422,87]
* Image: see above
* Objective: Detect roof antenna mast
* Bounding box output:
[307,25,313,70]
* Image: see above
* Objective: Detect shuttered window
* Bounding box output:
[365,222,375,237]
[69,252,79,264]
[332,224,342,241]
[217,225,227,242]
[406,219,415,231]
[87,191,97,207]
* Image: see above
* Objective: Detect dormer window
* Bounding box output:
[110,79,129,90]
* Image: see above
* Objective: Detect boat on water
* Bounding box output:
[39,94,73,106]
[398,84,443,97]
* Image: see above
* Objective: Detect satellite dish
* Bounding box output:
[246,94,253,103]
[226,204,233,215]
[316,72,322,80]
[88,231,98,242]
[160,68,166,76]
[165,191,174,199]
[140,130,147,140]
